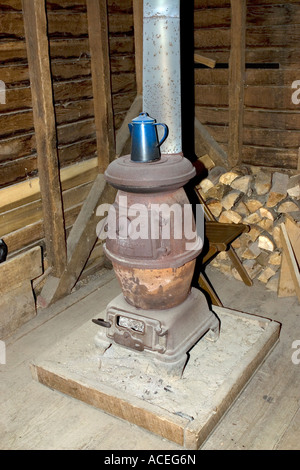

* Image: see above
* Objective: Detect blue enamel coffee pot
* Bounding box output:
[128,112,168,163]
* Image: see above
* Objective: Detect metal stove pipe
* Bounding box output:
[143,0,182,155]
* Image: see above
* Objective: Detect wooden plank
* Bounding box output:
[194,54,216,68]
[0,280,37,340]
[280,223,300,302]
[133,0,143,95]
[87,0,116,172]
[0,246,42,295]
[30,304,280,449]
[285,216,300,271]
[22,0,67,277]
[228,0,246,168]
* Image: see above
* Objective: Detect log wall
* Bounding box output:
[0,0,136,260]
[194,0,300,170]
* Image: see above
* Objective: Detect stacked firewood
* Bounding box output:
[197,163,300,298]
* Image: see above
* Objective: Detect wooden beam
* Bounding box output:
[228,0,246,168]
[86,0,116,173]
[22,0,67,277]
[116,94,143,157]
[195,117,228,168]
[133,0,143,95]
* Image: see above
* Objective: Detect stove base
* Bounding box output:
[31,305,280,449]
[94,288,220,376]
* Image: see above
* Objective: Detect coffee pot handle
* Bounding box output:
[155,123,168,147]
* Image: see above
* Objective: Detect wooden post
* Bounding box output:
[133,0,143,96]
[86,0,116,173]
[228,0,246,168]
[22,0,67,277]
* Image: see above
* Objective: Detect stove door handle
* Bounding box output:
[92,318,112,329]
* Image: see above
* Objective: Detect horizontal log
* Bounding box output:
[0,73,135,128]
[242,146,298,169]
[0,100,95,138]
[195,0,300,9]
[195,85,228,106]
[194,5,300,28]
[0,37,134,64]
[196,106,300,131]
[58,138,97,166]
[0,11,133,39]
[0,0,133,13]
[0,246,43,294]
[205,124,300,149]
[244,109,300,130]
[0,157,98,213]
[195,84,300,110]
[245,86,300,110]
[0,180,93,238]
[0,155,37,188]
[195,69,300,87]
[196,106,229,125]
[0,135,99,187]
[3,199,83,254]
[194,47,300,67]
[243,127,300,149]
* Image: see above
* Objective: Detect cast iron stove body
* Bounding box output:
[94,152,220,374]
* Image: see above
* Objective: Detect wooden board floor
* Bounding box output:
[0,266,300,450]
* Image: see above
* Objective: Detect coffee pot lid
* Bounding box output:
[131,112,155,124]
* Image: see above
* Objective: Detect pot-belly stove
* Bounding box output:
[93,148,220,375]
[93,0,220,376]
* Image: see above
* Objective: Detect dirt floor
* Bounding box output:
[0,266,299,450]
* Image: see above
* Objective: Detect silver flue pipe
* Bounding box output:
[143,0,182,155]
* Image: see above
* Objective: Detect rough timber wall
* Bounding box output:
[0,0,136,257]
[194,0,300,170]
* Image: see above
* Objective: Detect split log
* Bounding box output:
[231,175,252,194]
[258,235,274,252]
[267,172,289,208]
[254,171,272,196]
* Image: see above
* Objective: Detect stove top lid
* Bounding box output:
[105,154,196,193]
